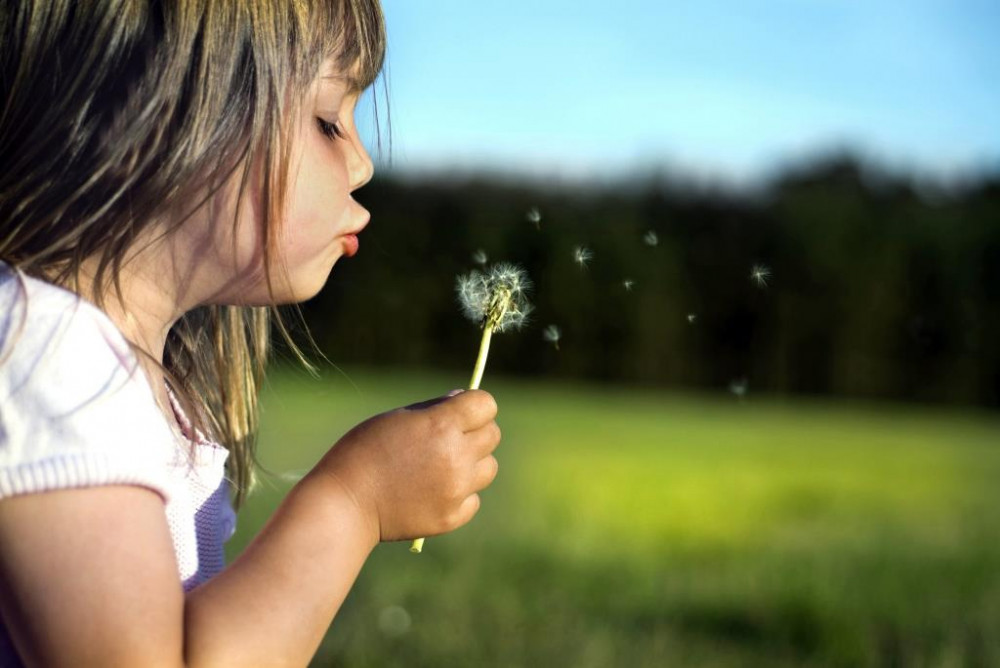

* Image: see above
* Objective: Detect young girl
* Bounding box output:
[0,1,501,665]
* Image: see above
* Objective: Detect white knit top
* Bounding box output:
[0,263,236,665]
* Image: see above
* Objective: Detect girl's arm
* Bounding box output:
[0,389,500,667]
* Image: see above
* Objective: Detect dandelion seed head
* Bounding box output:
[489,262,530,296]
[456,273,488,321]
[573,246,593,269]
[643,230,659,247]
[750,263,771,288]
[472,249,488,265]
[456,262,533,333]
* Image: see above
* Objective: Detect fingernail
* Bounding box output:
[447,389,465,397]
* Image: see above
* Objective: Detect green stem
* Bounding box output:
[469,324,494,390]
[410,324,496,554]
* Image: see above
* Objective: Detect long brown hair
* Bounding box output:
[0,0,386,507]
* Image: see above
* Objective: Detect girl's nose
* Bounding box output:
[347,133,375,191]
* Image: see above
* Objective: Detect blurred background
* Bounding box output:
[230,1,1000,666]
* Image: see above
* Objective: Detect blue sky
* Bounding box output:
[365,0,999,184]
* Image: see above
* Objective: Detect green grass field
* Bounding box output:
[227,367,1000,667]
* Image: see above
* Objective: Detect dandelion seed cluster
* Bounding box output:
[453,211,774,376]
[456,263,533,333]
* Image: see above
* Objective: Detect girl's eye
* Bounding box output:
[317,117,346,140]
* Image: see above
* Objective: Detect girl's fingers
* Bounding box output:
[443,389,497,431]
[469,420,501,458]
[472,455,499,492]
[453,493,482,528]
[406,389,497,431]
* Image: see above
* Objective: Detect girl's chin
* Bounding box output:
[223,278,325,306]
[288,261,339,303]
[219,255,339,305]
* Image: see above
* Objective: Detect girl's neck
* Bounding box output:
[71,180,261,425]
[76,243,189,425]
[79,262,178,358]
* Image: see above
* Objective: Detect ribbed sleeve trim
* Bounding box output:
[0,452,172,503]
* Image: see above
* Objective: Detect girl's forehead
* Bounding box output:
[315,75,357,102]
[318,59,367,93]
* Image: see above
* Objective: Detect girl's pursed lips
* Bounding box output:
[345,201,370,235]
[347,211,370,236]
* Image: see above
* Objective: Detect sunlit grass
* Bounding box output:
[230,367,1000,667]
[507,394,996,554]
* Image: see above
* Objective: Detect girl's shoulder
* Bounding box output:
[0,261,149,414]
[0,261,134,370]
[0,262,178,502]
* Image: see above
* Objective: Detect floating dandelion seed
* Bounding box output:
[729,377,748,400]
[687,313,697,324]
[573,246,593,269]
[526,207,542,229]
[750,264,771,288]
[472,249,488,265]
[622,279,635,291]
[411,262,532,554]
[643,230,659,247]
[543,324,561,350]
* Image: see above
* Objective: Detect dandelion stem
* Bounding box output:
[411,263,530,555]
[409,323,495,554]
[469,325,494,390]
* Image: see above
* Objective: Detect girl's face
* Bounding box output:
[189,60,375,307]
[269,63,376,301]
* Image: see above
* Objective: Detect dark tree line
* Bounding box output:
[298,153,1000,408]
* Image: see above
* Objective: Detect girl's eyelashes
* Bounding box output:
[316,117,346,140]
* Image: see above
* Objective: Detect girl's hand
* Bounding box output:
[309,389,501,544]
